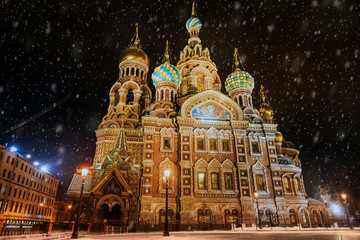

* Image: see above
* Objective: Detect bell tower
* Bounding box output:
[92,27,151,166]
[177,3,221,105]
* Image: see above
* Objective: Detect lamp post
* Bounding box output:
[163,169,170,236]
[340,193,353,229]
[72,168,89,239]
[253,191,261,230]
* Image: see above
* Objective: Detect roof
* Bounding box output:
[66,173,93,196]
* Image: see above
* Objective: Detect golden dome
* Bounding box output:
[275,131,283,143]
[259,103,274,119]
[119,47,150,67]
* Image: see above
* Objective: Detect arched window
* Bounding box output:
[136,68,139,76]
[161,90,164,101]
[131,68,134,75]
[256,175,265,191]
[239,97,243,106]
[301,209,307,224]
[159,209,174,224]
[284,177,291,192]
[126,68,129,75]
[294,178,300,191]
[289,209,298,226]
[126,89,134,105]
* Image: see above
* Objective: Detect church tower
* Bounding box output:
[225,48,255,109]
[92,27,150,166]
[177,3,221,105]
[150,41,181,118]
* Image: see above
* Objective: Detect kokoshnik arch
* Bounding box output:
[67,4,328,232]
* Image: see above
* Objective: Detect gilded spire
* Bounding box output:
[115,129,128,151]
[120,115,126,128]
[233,48,246,71]
[191,2,196,17]
[164,40,170,63]
[133,26,139,48]
[234,48,240,70]
[260,85,266,104]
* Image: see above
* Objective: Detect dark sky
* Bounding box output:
[1,0,359,206]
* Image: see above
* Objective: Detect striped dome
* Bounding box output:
[225,69,255,93]
[152,62,181,86]
[186,17,202,32]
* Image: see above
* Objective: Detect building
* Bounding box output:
[0,145,59,235]
[67,4,328,232]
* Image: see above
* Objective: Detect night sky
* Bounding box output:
[1,0,359,207]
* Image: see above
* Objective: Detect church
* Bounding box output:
[67,4,328,232]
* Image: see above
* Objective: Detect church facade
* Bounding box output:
[67,6,328,232]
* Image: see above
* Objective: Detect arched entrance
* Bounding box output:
[312,210,320,227]
[260,209,273,228]
[198,209,212,230]
[289,209,298,227]
[301,209,310,228]
[100,203,123,233]
[100,204,122,223]
[224,209,239,229]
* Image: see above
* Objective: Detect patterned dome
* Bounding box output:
[225,69,255,93]
[186,17,202,32]
[152,62,181,86]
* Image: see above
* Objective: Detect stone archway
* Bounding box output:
[96,194,128,227]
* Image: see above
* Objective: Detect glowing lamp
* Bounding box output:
[331,204,341,215]
[26,154,32,159]
[198,173,205,179]
[40,165,48,172]
[39,203,44,207]
[164,169,170,178]
[341,193,347,201]
[68,205,72,209]
[9,146,18,153]
[253,191,259,199]
[82,168,89,177]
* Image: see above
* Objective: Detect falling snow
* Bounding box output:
[0,0,359,202]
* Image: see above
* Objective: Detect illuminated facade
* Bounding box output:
[67,5,328,231]
[0,145,59,235]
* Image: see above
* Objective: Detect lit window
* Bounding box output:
[295,178,300,191]
[211,173,219,190]
[284,177,291,192]
[222,141,229,151]
[252,142,260,153]
[256,175,265,191]
[197,139,204,150]
[209,139,217,151]
[164,139,171,149]
[225,173,233,190]
[198,173,206,190]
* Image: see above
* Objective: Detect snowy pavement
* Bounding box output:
[2,230,360,240]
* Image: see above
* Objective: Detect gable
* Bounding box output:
[181,90,243,120]
[89,167,132,195]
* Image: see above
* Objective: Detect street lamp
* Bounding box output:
[253,191,261,230]
[340,193,353,229]
[72,168,89,238]
[163,169,170,236]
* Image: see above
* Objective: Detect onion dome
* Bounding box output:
[151,41,181,87]
[259,104,274,119]
[225,48,255,93]
[119,27,150,67]
[186,17,202,33]
[225,70,255,93]
[185,2,202,36]
[275,131,283,143]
